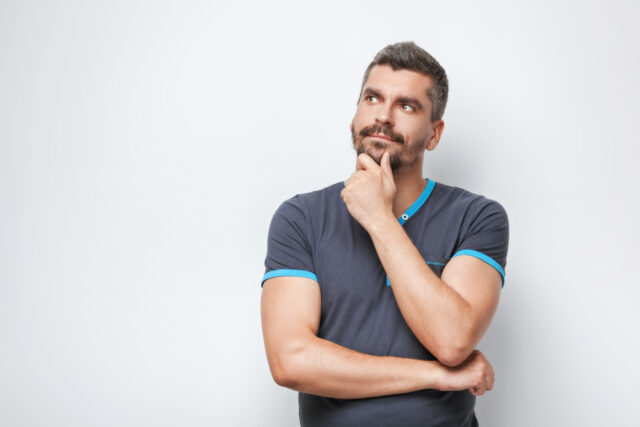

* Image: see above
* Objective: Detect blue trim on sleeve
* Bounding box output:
[261,269,318,287]
[398,179,435,225]
[451,249,505,287]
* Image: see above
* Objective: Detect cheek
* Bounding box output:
[352,120,368,137]
[353,107,374,126]
[408,124,429,143]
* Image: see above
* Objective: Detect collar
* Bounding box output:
[397,178,435,225]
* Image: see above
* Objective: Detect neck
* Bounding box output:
[390,163,427,219]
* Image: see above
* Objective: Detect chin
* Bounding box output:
[365,150,383,165]
[355,142,388,165]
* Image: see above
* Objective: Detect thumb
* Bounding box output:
[381,152,393,177]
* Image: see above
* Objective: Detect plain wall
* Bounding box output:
[1,1,639,426]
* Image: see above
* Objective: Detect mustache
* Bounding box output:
[359,124,404,144]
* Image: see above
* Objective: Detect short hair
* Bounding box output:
[358,41,449,122]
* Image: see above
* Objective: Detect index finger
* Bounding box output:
[356,153,378,171]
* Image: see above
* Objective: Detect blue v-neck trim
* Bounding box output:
[398,178,435,225]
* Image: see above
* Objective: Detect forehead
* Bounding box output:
[363,64,433,104]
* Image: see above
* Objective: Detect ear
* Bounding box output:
[426,119,445,151]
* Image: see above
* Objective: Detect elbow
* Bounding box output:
[434,341,474,367]
[437,350,468,367]
[269,355,291,387]
[431,323,477,367]
[272,366,295,388]
[268,338,310,388]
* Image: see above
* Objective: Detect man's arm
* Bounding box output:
[340,153,504,368]
[260,275,446,399]
[367,218,502,367]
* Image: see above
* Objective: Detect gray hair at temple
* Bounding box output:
[358,41,449,123]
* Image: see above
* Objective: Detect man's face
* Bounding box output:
[350,64,437,171]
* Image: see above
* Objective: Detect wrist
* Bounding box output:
[366,211,398,237]
[424,360,447,391]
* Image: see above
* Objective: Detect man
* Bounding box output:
[260,41,509,427]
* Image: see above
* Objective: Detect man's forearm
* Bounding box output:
[367,216,473,364]
[278,335,444,399]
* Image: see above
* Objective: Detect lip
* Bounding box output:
[368,134,395,142]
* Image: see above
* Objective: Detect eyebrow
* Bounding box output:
[362,87,424,111]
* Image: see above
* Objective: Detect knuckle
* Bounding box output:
[475,373,484,385]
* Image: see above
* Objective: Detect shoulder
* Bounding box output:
[432,180,508,223]
[276,180,344,214]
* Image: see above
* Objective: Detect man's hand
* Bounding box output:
[340,152,396,232]
[436,349,495,396]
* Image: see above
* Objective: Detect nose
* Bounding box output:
[375,103,394,127]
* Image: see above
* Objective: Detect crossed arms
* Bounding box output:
[260,217,502,399]
[261,275,444,399]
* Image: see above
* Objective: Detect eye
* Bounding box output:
[365,95,378,102]
[401,104,414,112]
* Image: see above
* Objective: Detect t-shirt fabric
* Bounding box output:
[261,178,509,427]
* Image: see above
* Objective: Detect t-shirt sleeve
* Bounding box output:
[451,198,510,287]
[261,196,318,288]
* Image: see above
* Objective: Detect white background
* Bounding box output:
[1,1,639,426]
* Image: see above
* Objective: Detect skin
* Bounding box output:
[261,64,498,398]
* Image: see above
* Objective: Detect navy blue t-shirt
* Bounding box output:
[261,178,509,427]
